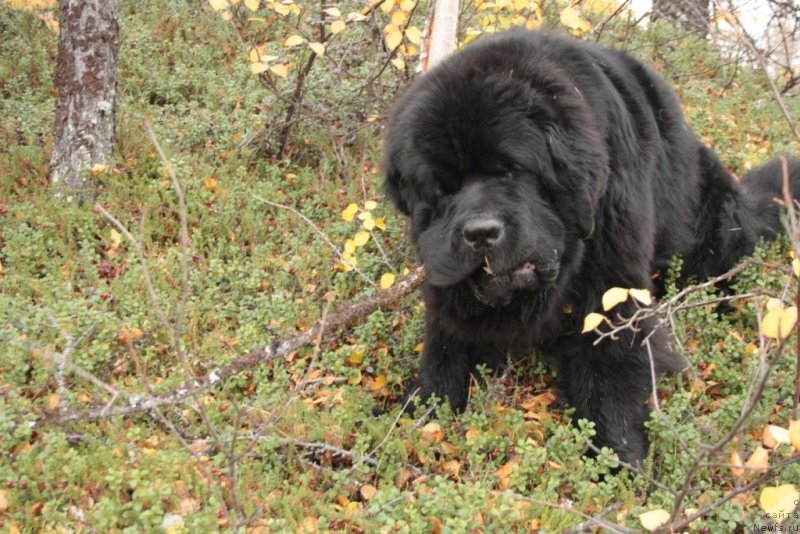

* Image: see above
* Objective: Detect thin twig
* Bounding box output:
[252,194,376,286]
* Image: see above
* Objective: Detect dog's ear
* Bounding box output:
[383,169,412,215]
[543,124,607,240]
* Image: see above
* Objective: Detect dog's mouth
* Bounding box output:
[468,255,560,307]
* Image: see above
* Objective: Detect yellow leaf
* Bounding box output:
[375,217,386,230]
[353,231,370,246]
[767,297,784,311]
[379,0,394,13]
[390,9,406,26]
[47,393,59,410]
[364,200,378,210]
[0,490,7,513]
[362,218,375,230]
[793,258,800,277]
[359,484,377,501]
[208,0,229,10]
[405,26,422,45]
[629,288,652,306]
[391,57,405,70]
[730,450,744,476]
[763,425,791,448]
[324,7,341,17]
[348,346,364,364]
[244,0,259,10]
[441,459,461,477]
[344,239,356,254]
[308,42,325,56]
[109,228,122,248]
[759,484,800,516]
[203,176,217,191]
[419,422,444,442]
[358,210,373,221]
[582,312,606,333]
[745,446,770,472]
[371,374,388,390]
[284,34,306,47]
[269,64,289,78]
[399,0,415,10]
[762,306,798,339]
[330,19,346,34]
[385,29,403,50]
[342,203,358,221]
[347,11,367,21]
[250,62,270,74]
[560,6,591,32]
[348,370,362,385]
[380,272,396,289]
[601,287,629,311]
[638,509,670,531]
[90,163,108,176]
[788,420,800,451]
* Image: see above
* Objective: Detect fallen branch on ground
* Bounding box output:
[39,265,426,425]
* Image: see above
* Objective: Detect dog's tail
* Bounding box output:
[683,152,800,282]
[740,155,800,241]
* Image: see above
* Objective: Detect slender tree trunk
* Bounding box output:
[50,0,119,204]
[421,0,461,71]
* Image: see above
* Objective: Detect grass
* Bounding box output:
[1,0,800,531]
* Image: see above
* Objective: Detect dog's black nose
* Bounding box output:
[463,217,504,250]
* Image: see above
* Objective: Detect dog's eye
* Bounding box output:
[434,194,452,217]
[489,164,513,178]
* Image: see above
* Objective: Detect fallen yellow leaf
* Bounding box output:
[762,306,797,339]
[763,425,791,448]
[745,446,770,472]
[419,422,444,443]
[638,509,670,531]
[730,450,744,476]
[380,272,396,289]
[790,420,800,451]
[759,484,800,516]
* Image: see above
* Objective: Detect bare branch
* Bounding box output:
[40,266,426,424]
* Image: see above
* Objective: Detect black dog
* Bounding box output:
[383,29,800,464]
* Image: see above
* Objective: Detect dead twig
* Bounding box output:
[39,265,426,425]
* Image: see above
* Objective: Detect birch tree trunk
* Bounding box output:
[421,0,461,71]
[50,0,119,204]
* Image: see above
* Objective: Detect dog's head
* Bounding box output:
[383,33,609,308]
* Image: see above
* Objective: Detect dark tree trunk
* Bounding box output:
[50,0,119,204]
[652,0,711,36]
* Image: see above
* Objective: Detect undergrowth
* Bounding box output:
[1,0,799,531]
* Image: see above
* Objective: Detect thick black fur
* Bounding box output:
[382,29,800,465]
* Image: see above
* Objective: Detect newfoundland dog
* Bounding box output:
[383,29,800,464]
